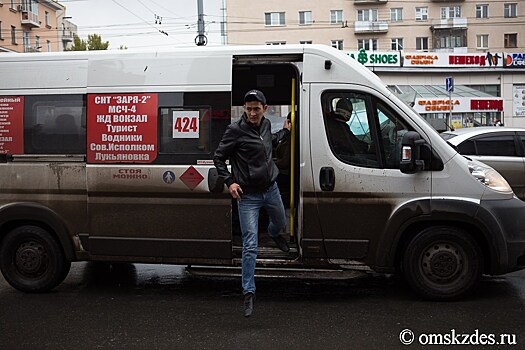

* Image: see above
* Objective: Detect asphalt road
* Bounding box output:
[1,262,524,349]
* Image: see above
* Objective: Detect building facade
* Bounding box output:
[0,0,75,53]
[225,0,524,52]
[225,0,525,128]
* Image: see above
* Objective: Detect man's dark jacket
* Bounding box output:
[214,113,290,193]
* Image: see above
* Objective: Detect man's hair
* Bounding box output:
[336,99,352,113]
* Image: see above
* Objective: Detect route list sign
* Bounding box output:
[87,93,158,163]
[0,96,24,154]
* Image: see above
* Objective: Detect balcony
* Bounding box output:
[433,47,468,53]
[354,0,388,4]
[24,46,41,53]
[354,21,389,33]
[62,32,73,43]
[431,17,467,30]
[19,6,40,28]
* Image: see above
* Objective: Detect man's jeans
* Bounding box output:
[237,182,286,294]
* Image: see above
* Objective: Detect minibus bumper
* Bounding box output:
[476,197,525,275]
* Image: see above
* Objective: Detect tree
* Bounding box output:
[66,34,87,51]
[87,34,109,50]
[65,33,109,51]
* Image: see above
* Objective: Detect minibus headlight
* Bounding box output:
[468,161,512,193]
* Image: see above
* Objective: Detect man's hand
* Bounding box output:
[229,183,243,199]
[283,119,291,130]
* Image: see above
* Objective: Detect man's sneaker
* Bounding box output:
[271,235,290,252]
[243,292,255,317]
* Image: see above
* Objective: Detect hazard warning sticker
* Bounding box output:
[179,166,204,190]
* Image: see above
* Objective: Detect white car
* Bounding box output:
[442,126,525,200]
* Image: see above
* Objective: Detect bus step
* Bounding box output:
[186,266,366,280]
[232,245,298,259]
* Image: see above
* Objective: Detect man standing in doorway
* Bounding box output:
[214,89,291,317]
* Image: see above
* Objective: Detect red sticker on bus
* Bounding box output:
[87,94,158,163]
[0,96,24,155]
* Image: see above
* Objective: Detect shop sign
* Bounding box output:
[471,99,503,111]
[416,99,460,112]
[513,85,525,117]
[404,54,439,66]
[346,50,401,67]
[505,53,525,68]
[414,97,504,114]
[403,52,504,67]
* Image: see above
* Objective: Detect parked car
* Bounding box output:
[442,127,525,200]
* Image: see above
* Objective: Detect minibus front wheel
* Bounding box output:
[0,225,71,293]
[402,226,483,300]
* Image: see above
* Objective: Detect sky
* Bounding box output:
[62,0,225,50]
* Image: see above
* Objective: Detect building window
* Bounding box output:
[330,10,343,24]
[299,11,312,25]
[416,37,429,51]
[476,5,489,18]
[35,35,40,50]
[11,26,16,44]
[440,6,461,19]
[391,38,403,50]
[504,3,517,18]
[46,40,51,52]
[23,31,30,50]
[265,12,285,26]
[415,7,428,21]
[331,40,343,50]
[0,21,3,40]
[390,8,403,22]
[45,11,49,26]
[357,9,378,22]
[504,33,517,48]
[358,39,377,51]
[441,36,463,48]
[266,41,286,45]
[476,34,489,49]
[300,40,312,44]
[10,0,14,9]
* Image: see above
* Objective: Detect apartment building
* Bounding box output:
[226,0,525,128]
[225,0,524,52]
[0,0,75,53]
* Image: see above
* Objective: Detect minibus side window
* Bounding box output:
[154,92,231,165]
[322,91,411,169]
[322,92,379,168]
[24,95,86,154]
[376,101,410,169]
[159,107,212,154]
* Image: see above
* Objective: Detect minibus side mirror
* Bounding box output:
[400,131,426,174]
[208,168,225,193]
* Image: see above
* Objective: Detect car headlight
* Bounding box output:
[468,161,512,193]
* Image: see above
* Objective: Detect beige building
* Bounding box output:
[0,0,75,53]
[225,0,524,52]
[226,0,525,128]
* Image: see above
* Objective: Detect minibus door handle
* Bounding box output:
[319,167,335,191]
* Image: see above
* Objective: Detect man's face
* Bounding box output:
[244,101,267,126]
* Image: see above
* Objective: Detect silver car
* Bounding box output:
[442,127,525,200]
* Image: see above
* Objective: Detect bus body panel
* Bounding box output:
[0,45,524,298]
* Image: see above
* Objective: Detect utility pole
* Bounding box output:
[221,0,227,45]
[195,0,207,46]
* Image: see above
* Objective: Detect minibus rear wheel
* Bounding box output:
[403,226,482,300]
[0,225,71,293]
